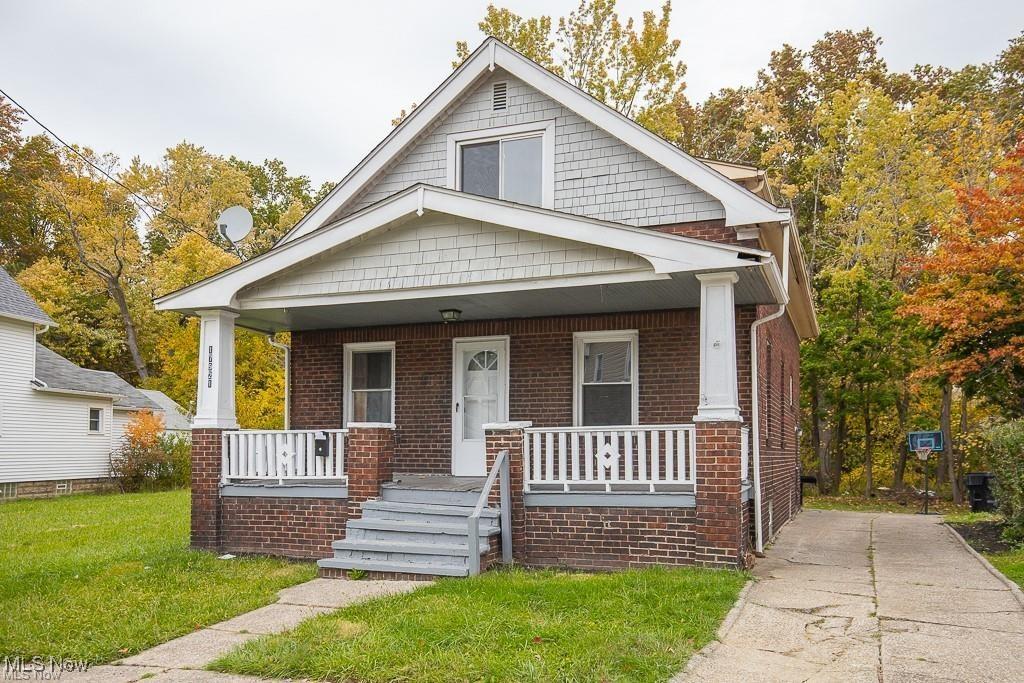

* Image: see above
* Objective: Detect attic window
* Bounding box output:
[492,82,508,111]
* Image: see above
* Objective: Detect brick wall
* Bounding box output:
[292,309,755,475]
[0,477,115,501]
[523,507,698,570]
[191,428,222,551]
[220,496,348,560]
[694,421,745,568]
[755,307,802,541]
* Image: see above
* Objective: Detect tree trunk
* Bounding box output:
[831,394,848,493]
[811,378,830,494]
[106,278,149,381]
[893,384,910,491]
[948,386,965,505]
[863,394,873,498]
[940,382,955,499]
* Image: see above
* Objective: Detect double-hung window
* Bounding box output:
[447,121,554,208]
[344,342,395,424]
[573,331,639,427]
[88,407,102,433]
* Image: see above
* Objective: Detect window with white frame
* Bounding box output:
[88,407,102,433]
[447,121,555,208]
[344,342,395,424]
[573,331,639,427]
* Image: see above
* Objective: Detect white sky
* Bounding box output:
[2,1,1022,187]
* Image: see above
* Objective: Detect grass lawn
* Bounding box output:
[805,493,964,514]
[0,490,314,664]
[211,566,746,683]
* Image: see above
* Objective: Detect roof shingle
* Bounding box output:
[0,266,55,325]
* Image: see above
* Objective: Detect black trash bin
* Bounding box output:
[964,472,996,512]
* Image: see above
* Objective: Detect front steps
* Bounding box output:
[317,478,499,578]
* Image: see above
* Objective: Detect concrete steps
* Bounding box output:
[318,481,497,578]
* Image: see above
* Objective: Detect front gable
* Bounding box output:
[337,70,725,229]
[240,212,651,305]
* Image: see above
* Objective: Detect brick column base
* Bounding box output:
[190,428,223,551]
[485,422,530,563]
[694,421,744,568]
[346,423,395,518]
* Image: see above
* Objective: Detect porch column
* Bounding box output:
[346,423,395,518]
[189,309,237,553]
[694,272,741,423]
[694,421,746,568]
[193,309,239,429]
[485,422,531,563]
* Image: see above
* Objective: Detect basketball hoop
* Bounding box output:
[908,431,943,515]
[915,447,932,462]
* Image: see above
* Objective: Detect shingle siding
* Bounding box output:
[337,70,724,226]
[243,213,649,301]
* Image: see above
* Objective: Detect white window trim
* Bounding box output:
[446,120,555,209]
[343,341,396,427]
[572,330,640,427]
[87,406,105,435]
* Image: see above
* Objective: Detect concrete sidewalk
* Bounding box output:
[66,578,424,682]
[680,509,1024,682]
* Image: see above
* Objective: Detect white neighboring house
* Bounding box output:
[0,267,166,500]
[138,389,192,435]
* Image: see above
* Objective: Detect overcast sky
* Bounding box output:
[2,1,1022,187]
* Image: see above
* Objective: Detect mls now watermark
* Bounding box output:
[2,657,89,680]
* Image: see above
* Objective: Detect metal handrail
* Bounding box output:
[467,449,512,576]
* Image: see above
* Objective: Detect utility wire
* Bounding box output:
[0,86,229,251]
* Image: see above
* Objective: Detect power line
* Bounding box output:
[0,86,229,251]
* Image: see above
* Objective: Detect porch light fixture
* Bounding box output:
[439,308,462,324]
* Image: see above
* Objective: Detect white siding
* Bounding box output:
[0,318,115,482]
[112,409,135,449]
[336,70,724,227]
[242,212,650,301]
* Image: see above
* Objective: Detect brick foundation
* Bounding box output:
[220,495,348,559]
[522,506,698,570]
[0,477,116,501]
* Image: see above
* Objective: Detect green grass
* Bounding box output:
[943,510,1002,525]
[986,549,1024,588]
[0,490,314,663]
[804,493,964,514]
[211,566,746,683]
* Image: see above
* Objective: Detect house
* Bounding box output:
[155,38,818,576]
[0,267,166,500]
[139,389,193,435]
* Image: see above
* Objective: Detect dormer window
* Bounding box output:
[447,121,555,209]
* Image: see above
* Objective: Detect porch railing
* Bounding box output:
[221,429,348,484]
[523,425,696,493]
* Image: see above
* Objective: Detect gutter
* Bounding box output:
[267,335,290,429]
[750,221,790,554]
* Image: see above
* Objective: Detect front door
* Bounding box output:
[452,338,508,476]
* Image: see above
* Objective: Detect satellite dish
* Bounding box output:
[217,205,253,244]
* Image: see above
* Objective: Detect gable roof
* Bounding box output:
[156,183,781,313]
[0,267,55,326]
[139,389,192,430]
[279,38,790,245]
[34,344,161,411]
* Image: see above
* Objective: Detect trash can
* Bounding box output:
[964,472,996,512]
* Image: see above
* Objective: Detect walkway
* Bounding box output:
[67,578,424,682]
[681,509,1024,682]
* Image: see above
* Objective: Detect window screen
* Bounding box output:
[349,351,392,423]
[88,408,101,432]
[580,340,633,426]
[460,141,500,199]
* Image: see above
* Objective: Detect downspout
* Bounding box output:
[267,335,290,430]
[750,220,790,554]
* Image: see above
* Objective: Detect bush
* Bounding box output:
[986,420,1024,544]
[110,411,191,492]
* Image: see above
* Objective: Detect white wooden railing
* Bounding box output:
[221,429,348,484]
[741,427,750,483]
[523,425,696,493]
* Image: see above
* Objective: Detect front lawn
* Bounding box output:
[945,512,1024,589]
[211,566,746,683]
[0,490,314,663]
[805,493,964,514]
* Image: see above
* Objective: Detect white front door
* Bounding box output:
[452,338,508,476]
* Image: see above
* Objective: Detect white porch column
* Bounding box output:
[694,272,741,422]
[193,309,239,429]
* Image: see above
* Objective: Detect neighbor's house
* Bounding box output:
[156,38,818,576]
[0,267,174,500]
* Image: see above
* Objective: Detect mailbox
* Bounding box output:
[314,432,329,458]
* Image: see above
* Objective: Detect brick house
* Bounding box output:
[156,38,817,577]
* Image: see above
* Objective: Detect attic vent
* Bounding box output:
[492,82,508,111]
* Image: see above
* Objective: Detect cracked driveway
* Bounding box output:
[679,509,1024,682]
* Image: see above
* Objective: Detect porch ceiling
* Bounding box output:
[231,268,777,333]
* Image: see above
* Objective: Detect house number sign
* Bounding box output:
[207,345,214,388]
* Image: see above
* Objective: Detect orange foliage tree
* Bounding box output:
[904,140,1024,413]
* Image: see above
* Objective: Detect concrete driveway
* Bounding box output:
[680,509,1024,682]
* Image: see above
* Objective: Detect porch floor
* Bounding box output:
[388,473,486,492]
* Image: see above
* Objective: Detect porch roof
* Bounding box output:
[155,185,788,333]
